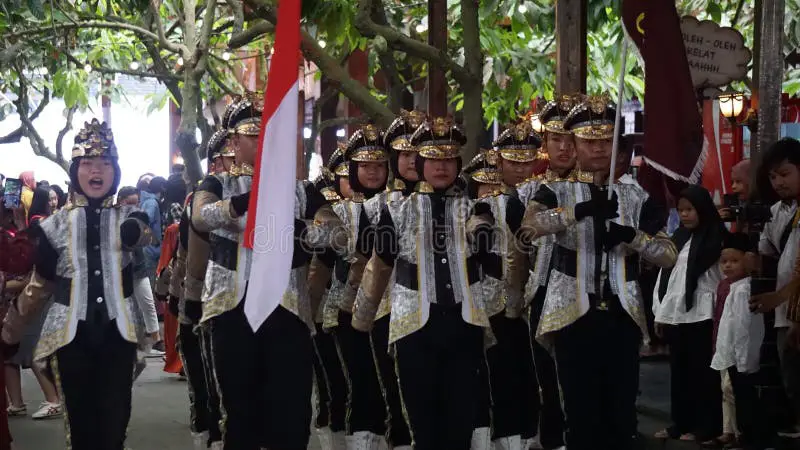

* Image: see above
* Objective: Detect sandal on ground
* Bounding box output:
[654,427,681,439]
[679,433,696,441]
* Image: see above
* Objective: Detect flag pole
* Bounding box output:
[608,37,630,197]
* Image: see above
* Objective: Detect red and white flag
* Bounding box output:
[243,0,301,332]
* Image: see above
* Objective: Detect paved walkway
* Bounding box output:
[7,359,798,449]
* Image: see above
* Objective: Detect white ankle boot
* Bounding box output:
[471,427,492,450]
[347,431,384,450]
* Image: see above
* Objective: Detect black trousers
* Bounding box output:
[312,322,347,432]
[729,367,777,449]
[198,324,223,443]
[334,310,387,436]
[211,303,313,450]
[178,322,220,442]
[475,353,492,429]
[529,293,565,449]
[53,322,137,450]
[394,303,484,450]
[554,308,641,450]
[371,315,412,446]
[487,314,539,439]
[664,320,722,440]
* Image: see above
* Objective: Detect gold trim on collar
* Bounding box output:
[321,187,342,202]
[418,144,461,160]
[416,181,434,193]
[573,169,594,183]
[229,162,254,177]
[350,192,366,203]
[389,178,407,192]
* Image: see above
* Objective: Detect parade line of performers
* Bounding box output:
[3,91,799,450]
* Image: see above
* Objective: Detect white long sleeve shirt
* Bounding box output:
[653,238,722,325]
[711,277,764,374]
[759,200,798,329]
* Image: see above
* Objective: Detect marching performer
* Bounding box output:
[2,119,153,450]
[193,93,345,450]
[352,117,493,449]
[178,129,231,450]
[480,122,542,450]
[330,124,390,449]
[516,95,676,450]
[363,110,426,450]
[308,147,349,450]
[514,94,580,450]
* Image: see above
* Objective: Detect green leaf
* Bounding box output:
[26,0,45,19]
[707,2,722,23]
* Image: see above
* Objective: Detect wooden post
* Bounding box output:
[427,0,448,116]
[555,0,587,94]
[347,49,369,135]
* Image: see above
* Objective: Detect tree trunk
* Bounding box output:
[460,0,483,162]
[176,72,204,183]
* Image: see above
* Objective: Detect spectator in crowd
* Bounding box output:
[137,173,155,194]
[49,185,67,209]
[750,138,800,439]
[18,172,35,218]
[653,185,725,443]
[162,173,186,231]
[4,188,62,421]
[139,176,166,276]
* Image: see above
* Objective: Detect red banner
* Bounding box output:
[701,99,743,204]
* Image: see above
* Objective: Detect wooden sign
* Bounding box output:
[680,16,752,88]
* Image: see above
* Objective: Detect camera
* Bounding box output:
[722,193,773,230]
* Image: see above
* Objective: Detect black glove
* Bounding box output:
[184,301,202,325]
[120,218,142,248]
[604,222,637,250]
[167,295,179,317]
[472,202,494,220]
[230,192,251,217]
[574,191,619,221]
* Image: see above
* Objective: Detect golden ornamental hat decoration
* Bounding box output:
[220,94,244,130]
[329,143,350,177]
[228,91,265,136]
[563,93,616,140]
[384,109,428,152]
[493,120,543,163]
[345,124,388,163]
[463,149,502,185]
[72,119,118,160]
[410,116,467,160]
[207,129,229,160]
[538,93,583,135]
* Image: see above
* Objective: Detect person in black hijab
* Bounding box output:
[653,184,726,442]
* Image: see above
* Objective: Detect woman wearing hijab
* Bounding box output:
[653,185,726,442]
[18,171,35,218]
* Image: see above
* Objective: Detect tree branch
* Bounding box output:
[194,0,219,73]
[6,20,180,53]
[319,116,366,132]
[149,0,186,54]
[55,107,77,164]
[353,0,470,84]
[243,0,396,127]
[225,0,245,36]
[207,63,239,96]
[62,51,181,81]
[228,20,273,49]
[0,92,48,145]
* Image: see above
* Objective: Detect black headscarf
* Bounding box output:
[28,187,52,224]
[658,185,726,310]
[414,154,464,193]
[68,157,122,203]
[348,160,388,199]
